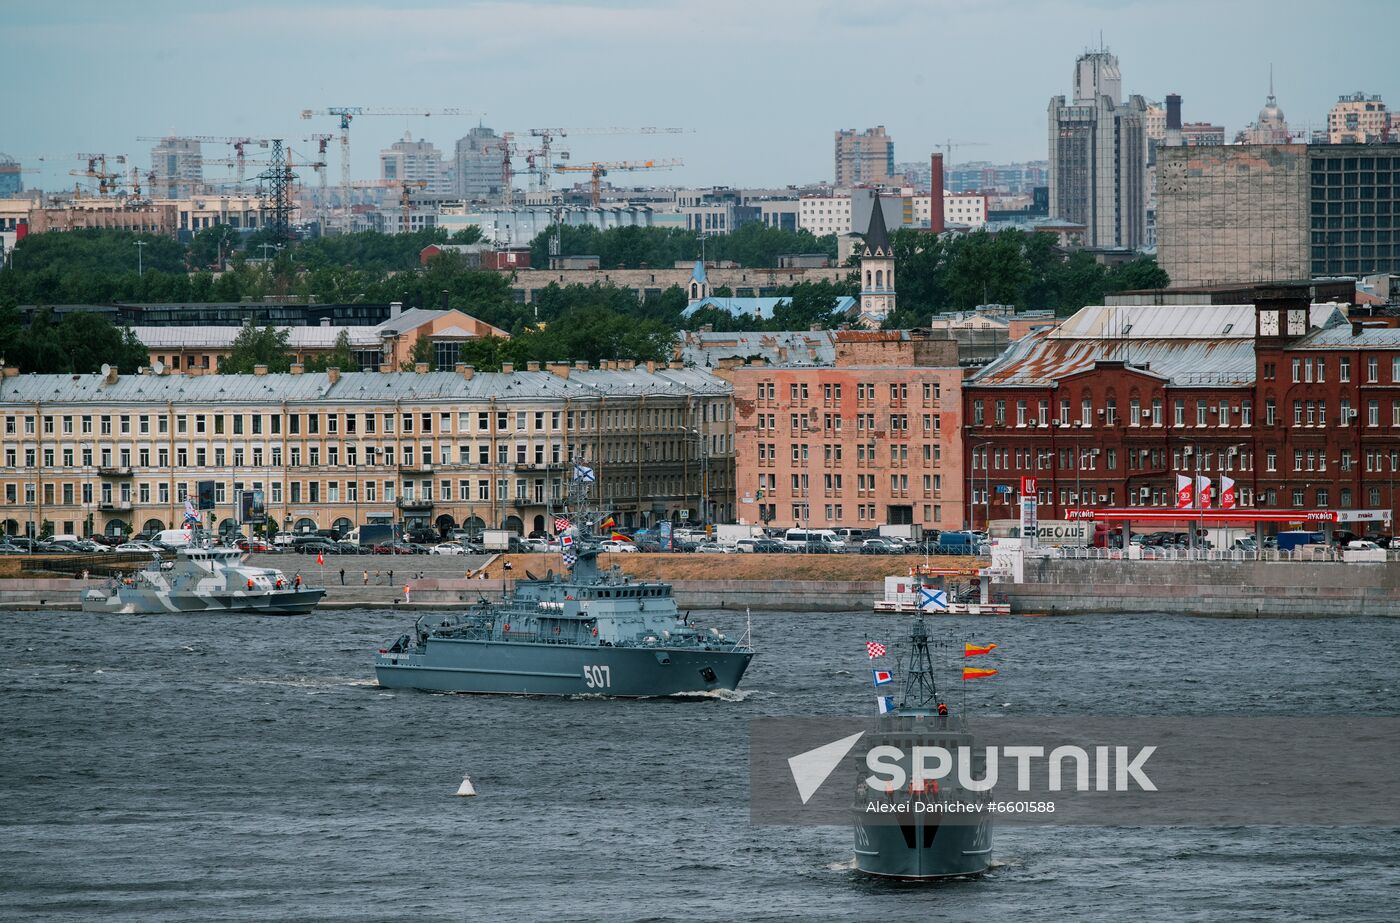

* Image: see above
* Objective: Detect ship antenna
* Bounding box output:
[897,615,941,711]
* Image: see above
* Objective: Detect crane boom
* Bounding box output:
[554,159,682,207]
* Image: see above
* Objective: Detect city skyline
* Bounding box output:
[4,0,1394,192]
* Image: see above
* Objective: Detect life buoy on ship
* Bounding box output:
[591,627,598,637]
[503,623,510,633]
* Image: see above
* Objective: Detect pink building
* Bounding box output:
[728,330,965,532]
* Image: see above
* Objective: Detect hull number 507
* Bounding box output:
[583,665,612,688]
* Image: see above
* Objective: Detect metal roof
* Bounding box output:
[681,295,857,321]
[677,330,837,368]
[1292,325,1400,349]
[132,326,382,349]
[971,303,1348,388]
[0,368,729,407]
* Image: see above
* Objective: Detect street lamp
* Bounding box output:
[687,428,709,529]
[134,240,146,277]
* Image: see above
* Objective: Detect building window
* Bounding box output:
[1173,400,1185,427]
[1367,357,1379,383]
[1340,357,1351,382]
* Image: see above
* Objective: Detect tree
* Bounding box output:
[400,335,434,371]
[942,230,1032,310]
[3,308,149,373]
[304,329,357,372]
[221,325,292,374]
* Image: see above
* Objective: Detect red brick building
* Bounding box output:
[962,284,1400,532]
[728,330,965,532]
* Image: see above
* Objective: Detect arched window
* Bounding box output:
[875,269,883,288]
[865,270,872,287]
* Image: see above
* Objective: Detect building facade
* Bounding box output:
[380,134,452,196]
[728,331,964,532]
[454,125,504,203]
[149,137,204,199]
[1047,50,1148,249]
[1328,92,1390,144]
[1157,143,1400,285]
[835,126,896,188]
[961,289,1400,532]
[0,363,734,541]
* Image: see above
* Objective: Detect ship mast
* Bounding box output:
[897,615,942,712]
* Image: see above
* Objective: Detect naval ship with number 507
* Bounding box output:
[373,479,755,696]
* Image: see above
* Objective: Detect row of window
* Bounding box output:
[753,381,942,407]
[973,395,1400,429]
[1290,355,1400,384]
[754,442,944,467]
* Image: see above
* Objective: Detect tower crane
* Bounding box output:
[554,159,681,208]
[525,127,688,193]
[935,139,988,166]
[69,154,128,197]
[350,178,427,234]
[299,107,475,228]
[136,136,271,186]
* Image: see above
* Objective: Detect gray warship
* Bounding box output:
[374,486,754,697]
[851,616,993,880]
[81,545,325,615]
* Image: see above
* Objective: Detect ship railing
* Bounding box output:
[1053,545,1370,564]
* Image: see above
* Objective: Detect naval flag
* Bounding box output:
[572,462,595,483]
[553,515,572,533]
[872,669,893,686]
[866,641,887,659]
[877,695,896,714]
[918,586,948,612]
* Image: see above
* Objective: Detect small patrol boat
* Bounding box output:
[81,545,325,615]
[374,478,754,696]
[850,616,993,880]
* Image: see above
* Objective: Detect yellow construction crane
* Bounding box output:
[525,127,688,192]
[69,153,128,197]
[300,107,476,228]
[350,178,427,233]
[136,136,271,186]
[554,159,681,207]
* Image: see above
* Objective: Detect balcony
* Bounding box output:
[98,501,134,512]
[399,463,434,475]
[99,466,133,477]
[396,497,434,511]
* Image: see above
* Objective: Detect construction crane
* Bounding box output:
[935,139,988,165]
[136,136,271,185]
[350,178,427,234]
[526,128,688,193]
[554,159,681,208]
[69,154,128,197]
[299,107,475,228]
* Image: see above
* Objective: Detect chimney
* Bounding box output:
[501,362,514,374]
[1352,321,1366,336]
[547,361,570,378]
[413,361,429,374]
[319,317,331,327]
[1165,93,1184,147]
[104,366,119,385]
[620,359,635,370]
[461,364,475,380]
[327,367,340,385]
[526,360,540,372]
[379,363,394,374]
[929,152,946,234]
[574,360,589,370]
[290,363,304,375]
[668,360,684,370]
[390,301,403,319]
[646,360,658,373]
[2,366,18,378]
[440,289,450,310]
[254,364,268,376]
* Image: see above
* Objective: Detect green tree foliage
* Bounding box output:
[304,329,357,372]
[3,308,148,373]
[399,336,434,371]
[220,325,293,374]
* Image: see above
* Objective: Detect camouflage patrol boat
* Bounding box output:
[81,545,324,615]
[851,616,993,880]
[373,484,754,697]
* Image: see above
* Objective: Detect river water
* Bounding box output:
[3,608,1397,921]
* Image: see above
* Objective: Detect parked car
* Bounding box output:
[430,542,466,555]
[115,542,158,553]
[599,540,638,553]
[860,538,901,555]
[235,537,273,553]
[335,541,370,555]
[297,540,339,556]
[0,542,26,554]
[373,542,417,555]
[695,542,736,554]
[751,538,788,554]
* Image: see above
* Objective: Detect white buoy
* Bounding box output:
[456,774,477,797]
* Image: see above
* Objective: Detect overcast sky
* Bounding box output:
[5,0,1394,192]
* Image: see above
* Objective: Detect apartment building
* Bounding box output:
[0,363,734,540]
[728,331,964,532]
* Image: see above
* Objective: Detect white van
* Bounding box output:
[154,528,194,549]
[782,528,843,551]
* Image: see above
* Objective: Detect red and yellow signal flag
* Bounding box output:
[964,643,997,657]
[962,667,999,680]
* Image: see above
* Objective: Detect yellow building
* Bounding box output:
[0,363,734,541]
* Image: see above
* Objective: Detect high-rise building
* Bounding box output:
[1328,92,1390,144]
[1157,143,1400,285]
[835,126,895,188]
[1047,50,1148,249]
[0,154,21,196]
[380,133,452,196]
[454,125,504,203]
[149,137,203,199]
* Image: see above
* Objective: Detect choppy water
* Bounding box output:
[3,608,1398,921]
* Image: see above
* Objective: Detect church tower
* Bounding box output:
[687,259,710,305]
[859,198,895,322]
